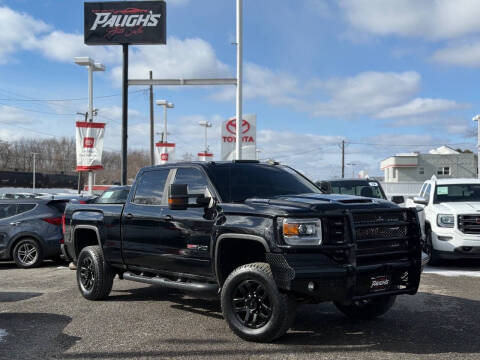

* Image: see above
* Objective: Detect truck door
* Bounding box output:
[122,168,172,270]
[160,167,215,277]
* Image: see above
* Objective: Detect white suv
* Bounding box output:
[408,177,480,264]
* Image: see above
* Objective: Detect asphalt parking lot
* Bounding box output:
[1,261,479,360]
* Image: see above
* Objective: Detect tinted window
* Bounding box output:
[16,204,36,214]
[174,168,208,195]
[47,201,67,213]
[329,180,385,200]
[0,204,17,219]
[133,170,169,205]
[96,189,130,204]
[434,184,480,203]
[206,164,319,203]
[424,184,431,202]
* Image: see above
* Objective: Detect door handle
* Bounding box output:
[125,213,134,219]
[162,215,173,222]
[10,221,21,226]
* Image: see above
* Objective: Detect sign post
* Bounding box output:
[84,1,167,185]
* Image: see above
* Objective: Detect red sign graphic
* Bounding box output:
[226,119,250,135]
[83,137,95,148]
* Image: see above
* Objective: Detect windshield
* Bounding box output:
[434,184,480,203]
[206,163,320,203]
[328,180,386,200]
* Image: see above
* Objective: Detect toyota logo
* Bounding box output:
[226,119,250,135]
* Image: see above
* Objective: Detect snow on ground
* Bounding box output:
[424,266,480,278]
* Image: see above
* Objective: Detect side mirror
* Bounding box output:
[413,196,428,206]
[168,184,188,210]
[391,195,405,205]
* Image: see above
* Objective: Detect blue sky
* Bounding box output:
[1,0,479,180]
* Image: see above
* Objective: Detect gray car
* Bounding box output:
[0,199,66,268]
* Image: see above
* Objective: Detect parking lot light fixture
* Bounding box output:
[74,57,105,195]
[156,100,174,142]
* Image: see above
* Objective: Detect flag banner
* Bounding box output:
[198,152,213,162]
[155,142,175,165]
[221,114,256,161]
[76,122,106,171]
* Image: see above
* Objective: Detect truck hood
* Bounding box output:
[220,193,398,217]
[435,202,480,214]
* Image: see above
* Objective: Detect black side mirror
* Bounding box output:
[391,195,405,205]
[318,181,331,194]
[168,184,188,210]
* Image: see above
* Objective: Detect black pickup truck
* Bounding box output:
[64,161,423,342]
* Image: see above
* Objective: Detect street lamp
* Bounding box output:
[74,57,105,195]
[347,162,358,178]
[198,121,212,154]
[156,100,174,142]
[472,115,480,179]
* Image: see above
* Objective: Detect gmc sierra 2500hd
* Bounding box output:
[64,161,423,342]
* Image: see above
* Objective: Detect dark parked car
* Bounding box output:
[64,161,423,342]
[0,199,66,268]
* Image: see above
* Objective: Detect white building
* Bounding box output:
[381,146,478,183]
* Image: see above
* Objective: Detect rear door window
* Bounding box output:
[0,204,17,219]
[133,170,170,205]
[16,204,36,214]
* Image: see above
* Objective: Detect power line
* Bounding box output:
[0,89,146,102]
[347,141,475,147]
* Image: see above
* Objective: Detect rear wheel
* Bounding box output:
[335,295,396,320]
[221,262,296,342]
[13,238,43,268]
[77,246,115,300]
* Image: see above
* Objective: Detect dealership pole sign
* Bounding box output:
[76,122,106,171]
[84,1,166,185]
[84,1,166,45]
[221,114,256,161]
[155,142,175,165]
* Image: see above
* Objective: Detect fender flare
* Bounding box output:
[214,233,270,285]
[72,224,102,258]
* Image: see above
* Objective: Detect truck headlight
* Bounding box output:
[283,218,322,245]
[437,214,454,228]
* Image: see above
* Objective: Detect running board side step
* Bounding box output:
[123,272,219,297]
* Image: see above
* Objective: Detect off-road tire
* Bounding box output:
[221,262,296,342]
[12,238,44,268]
[335,295,396,320]
[77,245,115,300]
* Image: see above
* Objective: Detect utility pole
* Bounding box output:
[32,153,39,194]
[473,115,480,179]
[341,140,345,179]
[235,0,243,160]
[149,71,154,166]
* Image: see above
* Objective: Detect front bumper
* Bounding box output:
[267,252,421,302]
[432,229,480,259]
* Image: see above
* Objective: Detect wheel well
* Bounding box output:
[74,228,99,258]
[216,238,267,285]
[10,236,41,257]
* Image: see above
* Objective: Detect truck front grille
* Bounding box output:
[458,215,480,234]
[352,210,414,266]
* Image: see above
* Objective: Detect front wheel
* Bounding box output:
[334,295,396,320]
[221,262,296,342]
[76,246,115,300]
[424,228,441,266]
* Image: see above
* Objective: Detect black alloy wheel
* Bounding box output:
[79,256,96,292]
[232,279,272,329]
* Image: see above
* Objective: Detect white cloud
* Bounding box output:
[431,40,480,67]
[376,98,467,119]
[111,37,231,85]
[339,0,480,40]
[0,105,34,124]
[0,6,50,63]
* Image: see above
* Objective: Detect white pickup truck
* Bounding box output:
[406,176,480,265]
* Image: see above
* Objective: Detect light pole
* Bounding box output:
[347,162,358,178]
[198,121,212,154]
[235,0,243,160]
[74,57,105,195]
[473,115,480,179]
[156,100,174,142]
[32,153,39,194]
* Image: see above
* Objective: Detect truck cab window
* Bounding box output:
[174,168,208,196]
[133,170,169,205]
